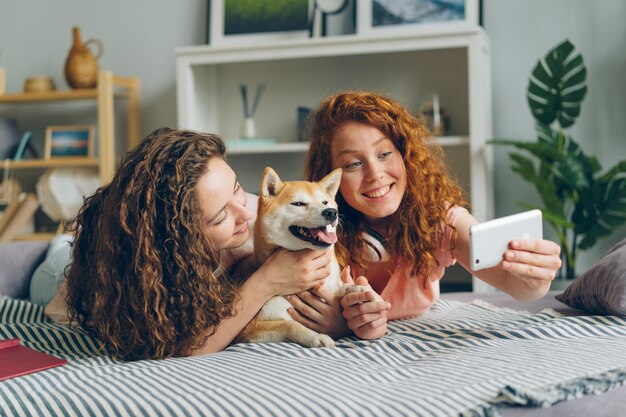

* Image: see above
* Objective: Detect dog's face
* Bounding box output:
[257,167,342,251]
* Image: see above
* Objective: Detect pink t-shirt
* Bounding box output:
[352,206,468,320]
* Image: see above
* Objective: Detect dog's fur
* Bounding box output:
[236,167,365,348]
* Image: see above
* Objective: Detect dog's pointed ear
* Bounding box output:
[318,168,342,197]
[260,167,283,198]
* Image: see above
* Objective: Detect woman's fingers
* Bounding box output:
[310,285,334,302]
[354,315,387,332]
[341,266,354,284]
[503,250,562,270]
[502,261,557,281]
[287,306,320,332]
[342,299,390,320]
[307,250,332,270]
[355,276,369,286]
[509,239,561,256]
[341,290,376,308]
[285,293,322,320]
[503,239,562,281]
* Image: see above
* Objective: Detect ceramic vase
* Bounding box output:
[64,27,103,89]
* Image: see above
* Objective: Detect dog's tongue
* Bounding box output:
[311,226,338,244]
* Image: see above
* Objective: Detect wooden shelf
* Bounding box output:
[13,233,57,242]
[227,142,309,154]
[0,71,141,183]
[226,136,468,155]
[0,71,142,243]
[0,88,130,103]
[437,136,470,146]
[3,158,99,169]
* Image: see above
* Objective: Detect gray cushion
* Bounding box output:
[0,241,49,299]
[556,238,626,315]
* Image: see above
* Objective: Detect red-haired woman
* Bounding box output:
[285,91,562,340]
[48,128,331,360]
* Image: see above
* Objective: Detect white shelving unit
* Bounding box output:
[175,27,494,292]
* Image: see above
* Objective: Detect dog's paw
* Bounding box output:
[294,326,336,348]
[314,333,336,348]
[337,284,369,298]
[300,332,335,348]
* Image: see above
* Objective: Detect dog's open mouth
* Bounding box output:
[289,224,338,247]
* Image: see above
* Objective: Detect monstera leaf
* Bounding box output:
[574,162,626,250]
[527,40,588,128]
[490,39,626,279]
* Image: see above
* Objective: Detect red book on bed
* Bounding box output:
[0,338,67,381]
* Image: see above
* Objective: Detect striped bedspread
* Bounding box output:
[1,296,626,417]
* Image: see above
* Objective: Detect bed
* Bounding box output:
[1,241,626,417]
[1,290,625,417]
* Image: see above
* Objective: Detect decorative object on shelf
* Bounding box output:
[36,168,100,224]
[13,131,37,160]
[309,0,349,37]
[297,106,313,141]
[0,67,5,95]
[0,118,20,159]
[44,125,94,159]
[64,26,103,89]
[418,94,450,136]
[357,0,479,36]
[489,39,626,280]
[239,83,265,139]
[209,0,309,45]
[23,76,56,93]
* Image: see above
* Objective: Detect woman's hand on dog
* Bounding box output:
[285,287,351,339]
[287,267,390,340]
[340,268,390,340]
[256,248,331,298]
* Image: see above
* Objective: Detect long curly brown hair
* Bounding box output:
[65,128,240,361]
[305,91,467,278]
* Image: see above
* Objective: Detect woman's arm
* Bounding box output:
[451,210,562,301]
[191,272,272,355]
[192,248,332,355]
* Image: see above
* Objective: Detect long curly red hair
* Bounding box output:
[305,91,467,278]
[65,128,239,360]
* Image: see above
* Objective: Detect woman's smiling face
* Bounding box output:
[196,157,251,251]
[330,122,407,226]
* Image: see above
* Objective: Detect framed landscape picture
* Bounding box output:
[44,125,94,160]
[357,0,479,37]
[209,0,310,46]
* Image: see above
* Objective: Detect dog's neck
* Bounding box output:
[253,229,337,271]
[253,239,280,266]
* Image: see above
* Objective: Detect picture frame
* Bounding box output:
[356,0,479,37]
[208,0,311,46]
[44,125,94,160]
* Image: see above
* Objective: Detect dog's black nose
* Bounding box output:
[322,208,337,222]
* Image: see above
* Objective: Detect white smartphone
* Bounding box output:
[469,209,543,271]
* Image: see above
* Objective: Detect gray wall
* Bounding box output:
[0,0,207,135]
[484,0,626,273]
[1,0,625,273]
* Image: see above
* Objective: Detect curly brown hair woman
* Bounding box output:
[282,91,561,341]
[62,127,333,360]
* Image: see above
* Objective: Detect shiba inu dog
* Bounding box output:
[236,167,366,348]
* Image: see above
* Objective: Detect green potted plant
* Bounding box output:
[490,39,626,280]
